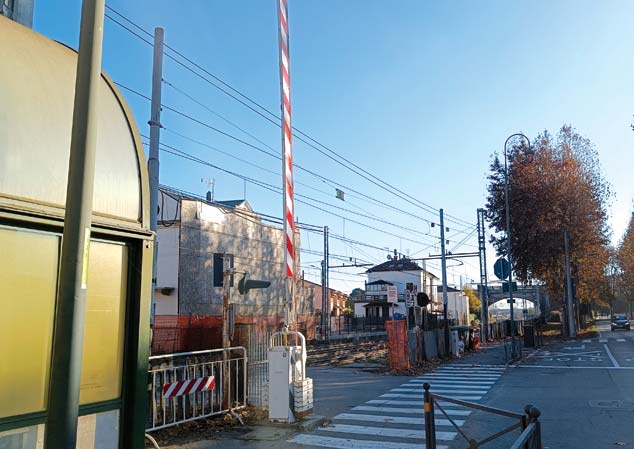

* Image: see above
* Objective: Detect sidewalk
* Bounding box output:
[449,341,511,366]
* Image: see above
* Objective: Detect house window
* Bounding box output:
[406,282,414,292]
[213,253,234,287]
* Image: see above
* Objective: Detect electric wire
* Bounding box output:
[104,6,475,229]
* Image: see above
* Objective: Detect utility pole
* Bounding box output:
[221,254,232,407]
[44,1,105,448]
[440,209,450,354]
[148,27,164,325]
[321,226,330,338]
[564,228,576,337]
[477,208,489,341]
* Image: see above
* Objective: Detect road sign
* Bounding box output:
[494,257,510,280]
[416,292,430,307]
[387,286,398,303]
[502,281,518,293]
[405,291,414,307]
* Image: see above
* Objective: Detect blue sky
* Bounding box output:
[33,1,634,293]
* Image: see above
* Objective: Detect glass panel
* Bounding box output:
[0,424,44,449]
[0,228,58,418]
[79,242,128,404]
[76,410,119,449]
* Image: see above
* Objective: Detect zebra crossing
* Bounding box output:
[288,365,505,449]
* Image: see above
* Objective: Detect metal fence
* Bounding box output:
[246,331,289,409]
[314,316,389,339]
[247,332,271,409]
[147,347,247,431]
[423,383,542,449]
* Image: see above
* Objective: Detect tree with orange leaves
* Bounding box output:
[485,125,611,310]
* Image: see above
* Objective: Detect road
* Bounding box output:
[163,322,634,448]
[462,320,634,449]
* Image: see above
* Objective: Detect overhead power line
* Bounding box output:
[121,81,436,234]
[104,6,476,229]
[152,140,439,247]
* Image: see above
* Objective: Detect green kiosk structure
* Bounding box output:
[0,15,152,449]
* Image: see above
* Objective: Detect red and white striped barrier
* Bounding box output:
[162,375,215,399]
[277,0,294,278]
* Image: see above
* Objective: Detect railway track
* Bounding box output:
[307,338,388,366]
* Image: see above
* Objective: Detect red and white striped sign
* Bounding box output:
[162,376,215,399]
[277,0,294,278]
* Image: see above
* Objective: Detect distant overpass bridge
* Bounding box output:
[481,285,550,311]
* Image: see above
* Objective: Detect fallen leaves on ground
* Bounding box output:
[146,407,263,448]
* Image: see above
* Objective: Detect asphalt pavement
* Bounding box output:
[158,323,634,448]
[457,320,634,449]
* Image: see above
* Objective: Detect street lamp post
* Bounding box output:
[503,133,530,358]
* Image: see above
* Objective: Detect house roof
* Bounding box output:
[300,279,348,298]
[160,186,254,213]
[366,258,422,273]
[216,199,250,209]
[437,285,461,293]
[366,279,394,286]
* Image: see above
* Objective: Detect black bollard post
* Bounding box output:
[529,406,542,449]
[423,383,436,449]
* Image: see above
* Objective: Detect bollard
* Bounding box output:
[522,404,533,449]
[529,406,542,449]
[423,383,436,449]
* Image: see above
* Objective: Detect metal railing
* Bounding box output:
[423,383,542,449]
[147,346,247,431]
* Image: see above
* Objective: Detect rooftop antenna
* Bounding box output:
[201,178,214,202]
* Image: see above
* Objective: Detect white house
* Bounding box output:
[353,256,440,319]
[153,186,312,330]
[437,285,471,325]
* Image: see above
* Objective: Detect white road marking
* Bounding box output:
[617,339,626,342]
[392,388,489,395]
[352,405,471,416]
[415,375,499,381]
[445,363,506,368]
[290,434,449,449]
[583,339,591,343]
[604,344,621,368]
[435,369,504,374]
[367,399,466,408]
[513,365,634,370]
[408,381,493,388]
[438,366,505,373]
[599,339,608,343]
[409,379,495,385]
[320,423,457,441]
[334,413,464,426]
[381,393,483,400]
[433,371,501,377]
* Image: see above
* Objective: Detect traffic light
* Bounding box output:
[416,292,430,307]
[238,272,271,294]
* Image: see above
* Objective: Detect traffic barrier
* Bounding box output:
[423,383,542,449]
[386,320,409,370]
[147,347,247,431]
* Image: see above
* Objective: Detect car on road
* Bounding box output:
[611,314,631,331]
